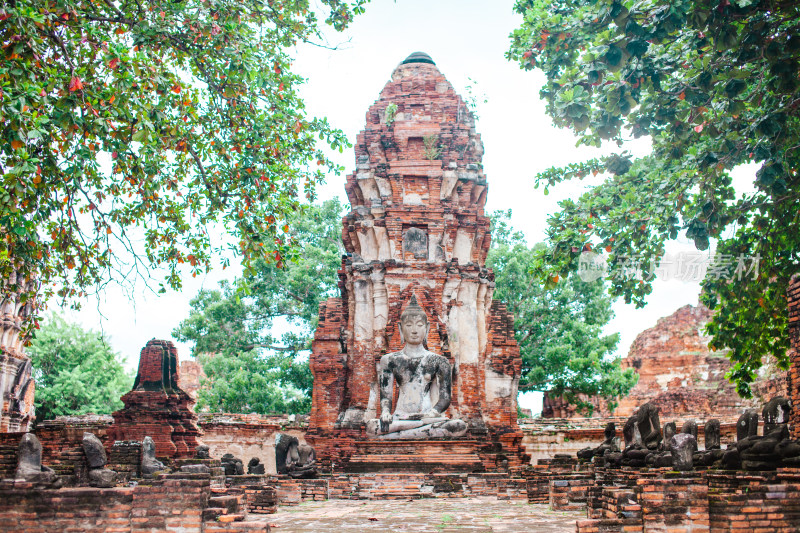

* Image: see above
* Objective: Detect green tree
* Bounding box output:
[0,0,368,334]
[27,314,133,422]
[173,198,343,413]
[488,211,637,413]
[508,0,800,395]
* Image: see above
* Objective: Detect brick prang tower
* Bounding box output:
[307,53,526,471]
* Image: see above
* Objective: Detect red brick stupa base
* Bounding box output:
[111,339,201,459]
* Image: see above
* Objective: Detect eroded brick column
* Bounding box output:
[788,274,800,440]
[0,269,35,432]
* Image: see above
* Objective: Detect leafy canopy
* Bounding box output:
[27,314,133,422]
[173,198,343,413]
[508,0,800,395]
[0,0,368,334]
[487,211,637,413]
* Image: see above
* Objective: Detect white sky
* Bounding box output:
[59,0,753,414]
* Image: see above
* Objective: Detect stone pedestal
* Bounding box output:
[111,340,201,458]
[305,52,527,471]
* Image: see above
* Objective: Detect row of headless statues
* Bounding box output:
[13,432,319,485]
[578,398,800,471]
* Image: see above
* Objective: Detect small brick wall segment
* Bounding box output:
[789,273,800,441]
[306,54,526,470]
[111,339,201,459]
[0,475,271,533]
[0,416,115,484]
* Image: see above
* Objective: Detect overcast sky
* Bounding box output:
[60,0,731,413]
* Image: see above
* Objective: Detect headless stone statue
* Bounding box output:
[141,436,166,476]
[681,419,698,441]
[275,433,317,478]
[366,297,467,440]
[15,433,61,487]
[663,422,677,449]
[670,433,696,471]
[577,422,618,460]
[248,457,265,475]
[83,432,117,487]
[221,453,244,475]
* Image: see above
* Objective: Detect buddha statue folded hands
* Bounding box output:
[365,297,467,440]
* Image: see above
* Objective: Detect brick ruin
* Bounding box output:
[543,302,787,420]
[517,275,800,532]
[789,273,800,441]
[305,52,526,472]
[111,339,202,458]
[0,54,798,533]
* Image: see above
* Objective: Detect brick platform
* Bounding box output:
[345,439,484,472]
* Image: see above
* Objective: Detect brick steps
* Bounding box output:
[204,520,269,532]
[347,452,483,473]
[345,439,487,473]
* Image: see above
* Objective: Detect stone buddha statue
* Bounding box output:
[366,297,467,440]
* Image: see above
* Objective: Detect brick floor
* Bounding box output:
[267,496,582,532]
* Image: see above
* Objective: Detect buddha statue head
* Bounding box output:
[399,296,429,348]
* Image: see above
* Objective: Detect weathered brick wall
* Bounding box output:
[639,474,710,532]
[789,274,800,440]
[198,413,308,474]
[0,477,207,532]
[0,415,113,484]
[707,470,800,532]
[548,464,800,533]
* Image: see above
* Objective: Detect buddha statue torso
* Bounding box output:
[366,297,467,440]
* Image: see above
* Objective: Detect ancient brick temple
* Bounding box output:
[306,52,526,471]
[0,270,35,432]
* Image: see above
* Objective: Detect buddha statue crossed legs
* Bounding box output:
[366,297,467,440]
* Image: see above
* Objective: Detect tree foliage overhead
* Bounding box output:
[0,0,368,332]
[508,0,800,395]
[27,314,133,422]
[172,198,343,413]
[487,211,637,413]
